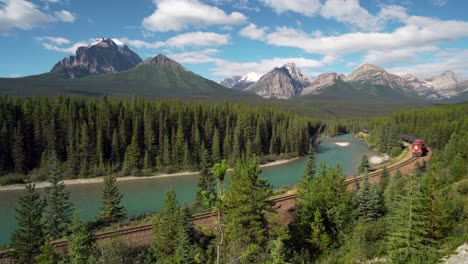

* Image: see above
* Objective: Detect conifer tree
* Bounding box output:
[12,121,26,173]
[110,129,120,166]
[308,209,330,254]
[97,174,126,223]
[268,238,289,264]
[35,235,58,264]
[380,166,389,189]
[194,147,216,212]
[386,175,434,263]
[68,214,93,264]
[304,143,316,179]
[152,189,183,262]
[122,133,141,175]
[357,173,382,221]
[44,153,73,239]
[212,128,221,163]
[224,156,273,259]
[10,184,45,264]
[449,152,466,182]
[79,123,90,177]
[358,155,370,174]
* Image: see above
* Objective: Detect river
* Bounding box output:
[0,134,377,246]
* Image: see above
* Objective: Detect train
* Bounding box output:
[400,134,426,157]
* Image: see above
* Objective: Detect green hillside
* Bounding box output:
[0,63,259,100]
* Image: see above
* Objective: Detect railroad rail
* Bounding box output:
[0,151,430,260]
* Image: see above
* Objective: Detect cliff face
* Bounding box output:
[344,63,417,95]
[301,73,342,95]
[245,63,311,99]
[51,38,142,79]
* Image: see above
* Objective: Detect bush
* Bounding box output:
[457,180,468,195]
[390,147,402,157]
[0,173,27,185]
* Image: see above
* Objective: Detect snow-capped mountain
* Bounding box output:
[220,72,261,90]
[51,38,142,79]
[244,63,311,99]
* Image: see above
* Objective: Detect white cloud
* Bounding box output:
[54,10,76,23]
[118,31,230,49]
[321,0,382,31]
[41,41,87,53]
[388,49,468,78]
[362,46,439,66]
[142,0,247,32]
[35,36,71,45]
[239,23,267,40]
[431,0,448,6]
[169,48,332,78]
[261,0,321,16]
[8,73,21,78]
[263,14,468,56]
[0,0,55,34]
[0,0,77,34]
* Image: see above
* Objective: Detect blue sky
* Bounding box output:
[1,0,468,80]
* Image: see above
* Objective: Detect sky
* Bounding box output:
[1,0,468,81]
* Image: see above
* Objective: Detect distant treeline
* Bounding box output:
[327,102,468,152]
[0,96,321,181]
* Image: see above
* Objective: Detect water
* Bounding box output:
[0,134,377,246]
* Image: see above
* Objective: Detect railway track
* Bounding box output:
[0,153,429,259]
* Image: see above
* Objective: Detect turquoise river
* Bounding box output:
[0,134,377,246]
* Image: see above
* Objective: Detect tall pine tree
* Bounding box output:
[10,184,45,264]
[97,174,126,223]
[43,153,73,239]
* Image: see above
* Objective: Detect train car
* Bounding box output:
[411,139,425,157]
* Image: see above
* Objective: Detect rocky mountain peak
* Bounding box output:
[51,38,142,79]
[220,72,261,90]
[244,64,311,99]
[301,73,342,95]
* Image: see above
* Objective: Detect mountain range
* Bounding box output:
[221,63,467,101]
[0,38,466,105]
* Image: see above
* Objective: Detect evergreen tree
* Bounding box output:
[357,173,381,222]
[79,123,90,177]
[449,152,466,182]
[122,133,141,175]
[358,155,370,174]
[268,238,290,264]
[35,235,58,264]
[386,175,434,263]
[68,214,93,264]
[152,189,184,262]
[212,128,221,163]
[304,143,316,179]
[380,166,389,189]
[44,153,73,239]
[110,129,121,166]
[10,184,45,264]
[194,147,216,212]
[224,156,273,260]
[308,209,330,254]
[12,121,26,173]
[97,174,126,223]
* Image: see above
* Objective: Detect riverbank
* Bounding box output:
[0,157,299,191]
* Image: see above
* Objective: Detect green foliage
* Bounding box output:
[194,147,216,213]
[10,184,45,264]
[68,214,93,264]
[0,96,318,182]
[97,174,126,223]
[357,173,382,222]
[152,189,192,263]
[289,162,356,260]
[267,238,290,264]
[386,175,435,263]
[43,152,73,239]
[223,156,274,262]
[357,155,370,174]
[35,235,59,264]
[90,237,133,264]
